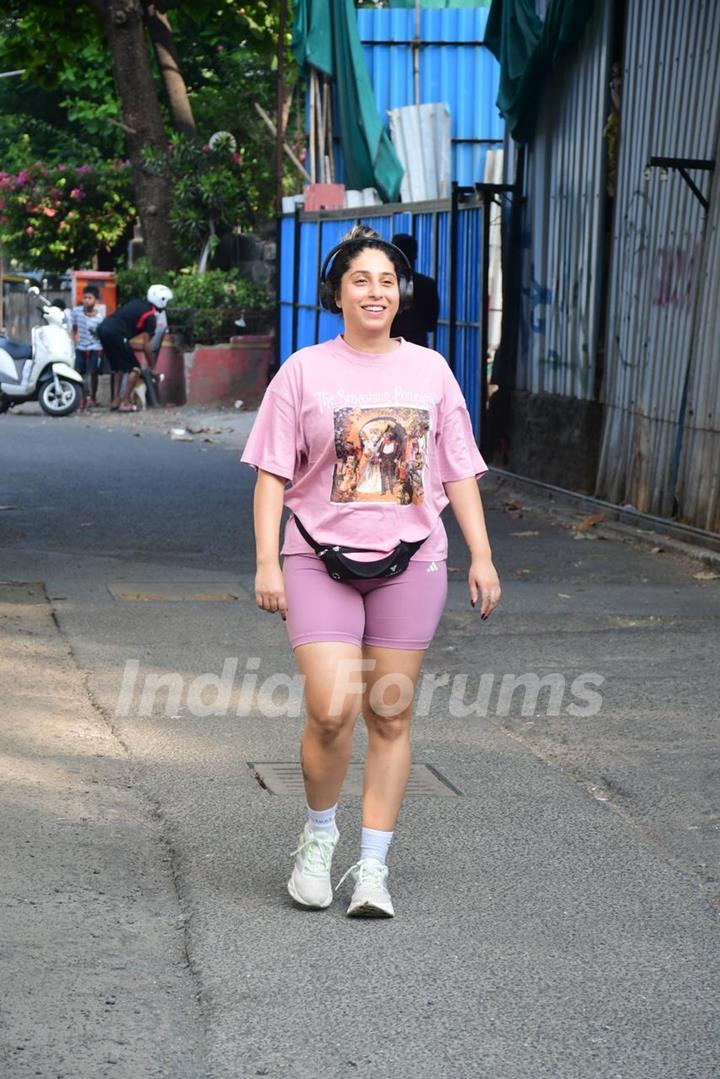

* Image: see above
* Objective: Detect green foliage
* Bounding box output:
[115,258,159,305]
[0,3,123,168]
[118,258,267,308]
[165,1,295,68]
[144,133,256,261]
[0,161,135,271]
[171,268,267,309]
[190,45,303,214]
[117,258,269,343]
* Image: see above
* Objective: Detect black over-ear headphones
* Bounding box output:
[318,239,414,314]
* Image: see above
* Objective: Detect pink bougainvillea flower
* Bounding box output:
[69,188,85,201]
[43,206,57,217]
[25,226,34,235]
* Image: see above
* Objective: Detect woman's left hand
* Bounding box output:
[468,557,501,619]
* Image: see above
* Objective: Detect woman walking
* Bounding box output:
[241,226,501,917]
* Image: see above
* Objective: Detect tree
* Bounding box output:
[144,3,197,137]
[0,1,297,269]
[0,1,179,267]
[86,0,181,268]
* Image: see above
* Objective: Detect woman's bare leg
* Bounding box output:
[294,641,363,809]
[360,645,426,830]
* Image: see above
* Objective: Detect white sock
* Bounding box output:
[307,802,338,835]
[360,826,394,865]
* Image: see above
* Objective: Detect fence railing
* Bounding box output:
[2,288,71,342]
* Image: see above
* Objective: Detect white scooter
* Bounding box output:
[0,286,84,417]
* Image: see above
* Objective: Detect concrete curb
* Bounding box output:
[487,467,720,570]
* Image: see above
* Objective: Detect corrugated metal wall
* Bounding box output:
[516,0,612,400]
[676,160,720,531]
[350,7,503,186]
[279,198,487,434]
[595,0,720,525]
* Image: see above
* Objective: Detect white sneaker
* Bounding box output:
[338,858,395,918]
[287,823,338,909]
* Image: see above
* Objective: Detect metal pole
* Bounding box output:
[431,210,439,351]
[448,181,459,374]
[414,0,421,106]
[314,221,322,345]
[308,70,316,184]
[480,189,491,439]
[275,0,287,213]
[292,205,301,354]
[273,211,282,374]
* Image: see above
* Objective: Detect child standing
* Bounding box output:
[72,286,104,407]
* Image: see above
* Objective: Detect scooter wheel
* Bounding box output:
[38,377,82,417]
[0,393,12,415]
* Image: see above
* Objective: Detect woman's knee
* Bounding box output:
[363,703,412,741]
[304,701,358,741]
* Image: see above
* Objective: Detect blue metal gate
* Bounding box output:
[277,187,490,435]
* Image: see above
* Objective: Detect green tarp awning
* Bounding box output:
[484,0,595,144]
[291,0,404,203]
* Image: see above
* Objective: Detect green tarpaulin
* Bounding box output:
[484,0,595,144]
[291,0,404,203]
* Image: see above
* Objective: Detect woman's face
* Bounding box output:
[335,247,400,336]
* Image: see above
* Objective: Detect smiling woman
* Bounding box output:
[241,223,501,919]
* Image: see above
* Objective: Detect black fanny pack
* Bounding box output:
[292,515,427,581]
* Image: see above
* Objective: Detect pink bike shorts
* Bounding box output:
[282,554,448,651]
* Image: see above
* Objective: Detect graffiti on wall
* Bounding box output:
[651,240,702,308]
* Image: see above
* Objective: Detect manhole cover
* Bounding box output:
[249,761,461,797]
[108,581,242,601]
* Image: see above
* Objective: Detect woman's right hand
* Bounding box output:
[255,561,288,621]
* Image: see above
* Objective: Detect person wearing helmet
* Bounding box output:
[97,284,173,411]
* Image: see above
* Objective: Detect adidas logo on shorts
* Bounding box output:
[427,561,438,573]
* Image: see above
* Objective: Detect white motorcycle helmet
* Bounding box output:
[147,284,174,310]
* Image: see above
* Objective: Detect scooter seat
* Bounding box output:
[0,337,32,361]
[0,356,28,386]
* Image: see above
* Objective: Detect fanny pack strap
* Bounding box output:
[292,514,382,556]
[292,514,426,579]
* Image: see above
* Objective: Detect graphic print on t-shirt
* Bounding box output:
[330,405,430,505]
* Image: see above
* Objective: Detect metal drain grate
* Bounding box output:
[108,581,242,601]
[249,761,461,797]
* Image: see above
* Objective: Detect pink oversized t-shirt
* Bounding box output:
[241,335,488,561]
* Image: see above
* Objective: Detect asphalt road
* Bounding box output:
[1,406,719,1079]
